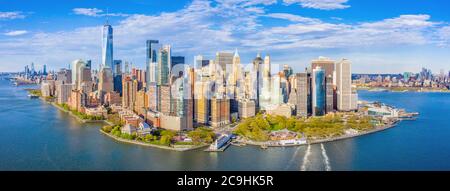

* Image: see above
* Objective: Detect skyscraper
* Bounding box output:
[336,59,357,111]
[295,72,308,117]
[72,59,85,90]
[252,53,264,109]
[326,75,334,113]
[113,60,122,76]
[215,52,233,75]
[43,64,47,75]
[312,67,326,116]
[158,45,171,85]
[98,67,114,103]
[102,24,113,69]
[146,40,159,87]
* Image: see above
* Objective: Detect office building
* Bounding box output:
[295,73,309,117]
[158,45,171,85]
[102,23,113,69]
[98,67,114,103]
[238,99,255,119]
[210,96,230,128]
[312,67,326,116]
[336,59,358,111]
[146,40,159,87]
[215,51,233,75]
[56,84,73,104]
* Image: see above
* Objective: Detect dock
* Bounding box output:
[204,133,233,152]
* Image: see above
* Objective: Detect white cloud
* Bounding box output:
[72,8,129,17]
[283,0,350,10]
[3,30,28,36]
[265,13,320,23]
[0,0,449,73]
[0,11,26,19]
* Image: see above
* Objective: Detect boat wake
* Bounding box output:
[321,144,331,171]
[285,146,301,170]
[300,144,311,171]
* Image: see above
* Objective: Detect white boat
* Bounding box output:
[28,94,39,98]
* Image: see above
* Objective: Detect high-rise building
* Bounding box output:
[56,69,72,84]
[171,56,185,69]
[122,77,137,110]
[312,56,335,112]
[238,99,255,119]
[135,90,148,116]
[98,67,114,103]
[146,40,159,87]
[215,52,233,75]
[71,59,85,89]
[283,65,293,79]
[102,24,113,70]
[69,90,87,112]
[194,80,210,125]
[43,64,47,75]
[113,74,122,95]
[295,73,308,117]
[336,59,358,111]
[312,67,326,116]
[252,53,264,109]
[158,45,171,85]
[86,60,92,69]
[159,85,171,115]
[56,84,73,104]
[147,82,159,112]
[312,56,335,78]
[326,75,334,113]
[210,96,230,128]
[113,60,122,76]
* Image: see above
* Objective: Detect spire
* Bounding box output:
[105,7,109,25]
[234,48,239,57]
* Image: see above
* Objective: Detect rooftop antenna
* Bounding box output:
[106,7,109,25]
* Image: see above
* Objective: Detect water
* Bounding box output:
[1,78,450,171]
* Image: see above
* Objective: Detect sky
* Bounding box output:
[1,0,450,74]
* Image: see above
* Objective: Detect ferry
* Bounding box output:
[28,94,39,99]
[205,134,233,152]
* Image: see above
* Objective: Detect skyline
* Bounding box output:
[1,0,450,73]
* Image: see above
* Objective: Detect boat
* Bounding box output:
[28,94,39,99]
[205,134,233,152]
[260,144,268,149]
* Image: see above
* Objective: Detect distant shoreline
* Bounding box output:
[357,87,450,93]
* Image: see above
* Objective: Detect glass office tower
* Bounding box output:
[313,67,326,116]
[146,40,159,87]
[102,24,113,70]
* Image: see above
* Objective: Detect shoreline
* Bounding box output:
[46,99,109,124]
[239,122,398,148]
[36,89,404,151]
[99,129,208,152]
[357,87,450,93]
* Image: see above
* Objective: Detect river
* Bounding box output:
[1,78,450,170]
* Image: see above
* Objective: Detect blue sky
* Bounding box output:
[1,0,450,73]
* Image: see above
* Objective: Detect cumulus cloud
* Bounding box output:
[283,0,350,10]
[0,0,449,72]
[3,30,28,36]
[72,8,129,17]
[0,11,26,19]
[265,13,320,23]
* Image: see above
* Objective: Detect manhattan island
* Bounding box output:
[15,22,418,152]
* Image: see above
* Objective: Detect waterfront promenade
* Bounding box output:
[239,122,397,148]
[99,130,208,152]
